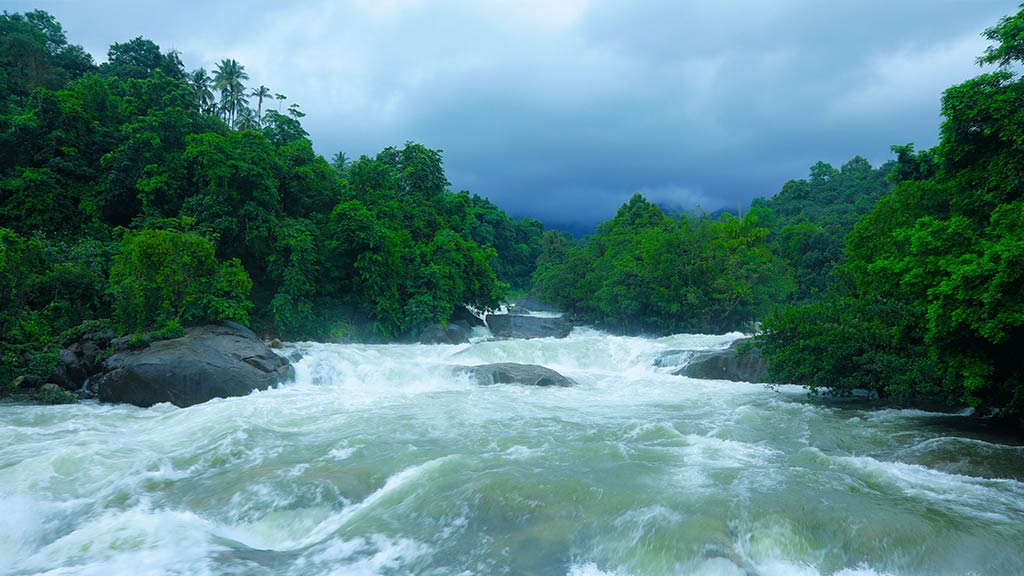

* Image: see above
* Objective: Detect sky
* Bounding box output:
[11,0,1019,229]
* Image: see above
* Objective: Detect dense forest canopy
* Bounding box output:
[3,6,1024,425]
[533,158,894,334]
[0,9,544,388]
[757,7,1024,421]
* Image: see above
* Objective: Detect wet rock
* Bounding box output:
[454,363,575,387]
[94,322,294,408]
[674,338,768,383]
[50,338,112,391]
[269,338,284,349]
[451,306,485,328]
[13,375,42,389]
[418,323,471,345]
[513,291,563,314]
[653,350,700,369]
[37,383,77,404]
[485,314,571,339]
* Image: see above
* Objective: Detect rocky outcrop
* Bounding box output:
[673,338,768,383]
[485,314,571,339]
[46,333,112,391]
[451,306,485,328]
[513,291,563,314]
[418,322,472,345]
[653,350,700,369]
[416,306,486,344]
[94,322,293,408]
[454,363,575,387]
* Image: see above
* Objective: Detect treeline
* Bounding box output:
[0,10,543,388]
[758,8,1024,420]
[533,158,893,334]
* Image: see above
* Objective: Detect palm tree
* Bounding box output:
[213,59,249,128]
[274,92,286,112]
[250,85,271,128]
[189,68,215,115]
[235,105,258,131]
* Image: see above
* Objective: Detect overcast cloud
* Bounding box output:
[13,0,1018,228]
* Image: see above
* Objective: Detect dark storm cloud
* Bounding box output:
[16,0,1019,227]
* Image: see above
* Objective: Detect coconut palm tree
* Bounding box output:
[213,59,249,128]
[189,68,216,115]
[235,105,258,131]
[250,85,271,128]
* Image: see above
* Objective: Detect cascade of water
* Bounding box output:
[2,327,1022,576]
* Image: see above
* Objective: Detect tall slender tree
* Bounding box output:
[274,92,286,112]
[212,58,249,128]
[250,84,271,127]
[189,68,215,115]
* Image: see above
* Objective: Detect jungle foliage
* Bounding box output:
[0,9,543,385]
[758,7,1024,419]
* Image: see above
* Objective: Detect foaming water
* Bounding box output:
[2,327,1023,575]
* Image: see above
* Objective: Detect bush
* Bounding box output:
[38,384,77,405]
[110,228,254,332]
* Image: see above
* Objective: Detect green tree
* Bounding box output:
[110,227,253,332]
[250,84,270,127]
[213,58,248,129]
[102,36,162,80]
[189,67,216,115]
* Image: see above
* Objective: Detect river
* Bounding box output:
[2,327,1023,575]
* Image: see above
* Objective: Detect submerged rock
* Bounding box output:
[94,322,294,408]
[485,314,571,339]
[454,363,575,387]
[674,338,768,383]
[653,350,700,369]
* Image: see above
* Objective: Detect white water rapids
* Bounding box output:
[2,327,1023,575]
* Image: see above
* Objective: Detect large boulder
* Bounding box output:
[418,322,471,345]
[674,338,768,383]
[454,363,575,387]
[94,322,294,408]
[653,350,700,369]
[451,306,485,328]
[513,291,563,314]
[485,314,571,339]
[47,334,110,391]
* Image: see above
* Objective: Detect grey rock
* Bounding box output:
[485,314,571,339]
[13,375,42,389]
[513,291,562,314]
[94,322,294,408]
[418,322,471,345]
[674,338,768,383]
[51,339,111,391]
[454,363,575,387]
[451,306,485,328]
[653,350,699,369]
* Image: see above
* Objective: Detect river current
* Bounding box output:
[2,327,1023,575]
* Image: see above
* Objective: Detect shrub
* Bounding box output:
[110,229,253,332]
